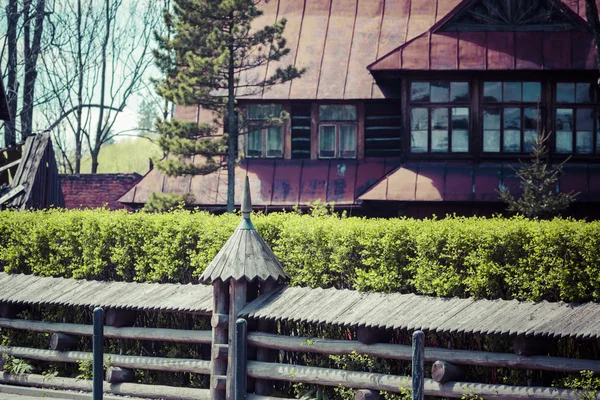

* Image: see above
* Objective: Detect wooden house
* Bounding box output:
[119,0,600,217]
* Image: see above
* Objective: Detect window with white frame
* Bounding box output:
[318,105,357,159]
[410,81,470,153]
[246,104,283,158]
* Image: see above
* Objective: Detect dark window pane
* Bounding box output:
[431,108,448,129]
[411,130,428,153]
[484,108,500,129]
[504,82,521,103]
[451,82,469,102]
[524,130,538,152]
[576,108,594,131]
[340,125,357,158]
[504,108,521,129]
[451,107,469,130]
[319,105,357,121]
[576,83,592,103]
[452,108,469,152]
[557,83,575,103]
[266,126,283,157]
[556,108,573,131]
[411,108,429,131]
[523,82,541,103]
[483,82,502,102]
[576,131,593,154]
[247,128,262,157]
[597,131,600,153]
[504,130,521,152]
[523,107,539,131]
[483,130,500,152]
[431,82,450,103]
[411,82,430,102]
[319,126,336,158]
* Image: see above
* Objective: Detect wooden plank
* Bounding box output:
[263,0,304,100]
[317,0,356,99]
[289,0,331,99]
[458,32,486,70]
[515,32,543,70]
[227,279,248,398]
[486,32,515,70]
[247,361,585,399]
[0,372,211,400]
[0,185,24,205]
[211,280,229,400]
[430,32,458,70]
[0,159,20,174]
[344,0,385,99]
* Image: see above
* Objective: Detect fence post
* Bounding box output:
[234,318,247,400]
[412,330,424,400]
[93,307,104,400]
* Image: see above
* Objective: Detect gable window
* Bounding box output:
[410,81,470,153]
[555,82,599,155]
[246,104,283,158]
[318,105,357,158]
[482,81,541,153]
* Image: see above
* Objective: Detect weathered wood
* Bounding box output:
[247,361,589,399]
[105,309,136,328]
[431,361,464,383]
[246,332,600,374]
[357,326,391,345]
[105,367,134,383]
[0,304,25,319]
[211,375,227,391]
[234,319,248,400]
[355,389,381,400]
[412,331,424,400]
[255,279,278,396]
[228,279,248,399]
[212,344,228,360]
[212,313,229,328]
[513,336,551,356]
[50,332,78,351]
[0,345,210,374]
[211,279,229,400]
[0,372,211,400]
[0,318,211,344]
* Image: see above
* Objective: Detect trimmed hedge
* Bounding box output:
[0,209,599,303]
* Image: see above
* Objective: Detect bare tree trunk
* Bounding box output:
[226,43,236,213]
[75,0,84,173]
[5,0,19,146]
[20,0,46,139]
[586,0,600,82]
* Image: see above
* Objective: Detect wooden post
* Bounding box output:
[211,279,229,400]
[412,331,424,400]
[92,307,103,400]
[105,367,134,383]
[234,318,248,400]
[431,360,464,383]
[50,333,78,351]
[228,279,247,399]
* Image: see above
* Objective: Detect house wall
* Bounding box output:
[60,173,141,210]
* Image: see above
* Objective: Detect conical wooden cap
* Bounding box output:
[199,177,288,283]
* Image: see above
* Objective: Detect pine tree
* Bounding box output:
[153,0,304,212]
[499,131,577,218]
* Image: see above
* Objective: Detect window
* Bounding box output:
[555,82,599,155]
[318,105,357,158]
[410,81,470,153]
[246,104,283,158]
[482,81,541,153]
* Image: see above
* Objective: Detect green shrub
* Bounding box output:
[0,209,599,303]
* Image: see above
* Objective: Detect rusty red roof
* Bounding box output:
[358,162,600,203]
[118,158,401,208]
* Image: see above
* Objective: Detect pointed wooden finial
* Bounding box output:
[242,176,252,219]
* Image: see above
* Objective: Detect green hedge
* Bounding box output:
[0,209,599,303]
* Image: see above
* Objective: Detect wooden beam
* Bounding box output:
[105,367,134,384]
[247,361,585,399]
[0,372,211,400]
[0,346,210,375]
[0,318,211,344]
[210,280,229,400]
[355,389,381,400]
[0,159,20,174]
[49,333,78,351]
[0,184,24,205]
[431,361,464,383]
[246,332,600,374]
[228,279,248,399]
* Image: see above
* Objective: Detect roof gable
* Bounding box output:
[435,0,590,32]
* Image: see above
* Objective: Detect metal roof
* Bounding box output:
[118,158,400,208]
[199,177,288,284]
[0,273,213,314]
[359,162,600,203]
[241,286,600,339]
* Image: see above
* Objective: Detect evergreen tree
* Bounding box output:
[153,0,304,212]
[499,131,577,218]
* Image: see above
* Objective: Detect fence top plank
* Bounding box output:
[0,272,213,314]
[240,286,600,340]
